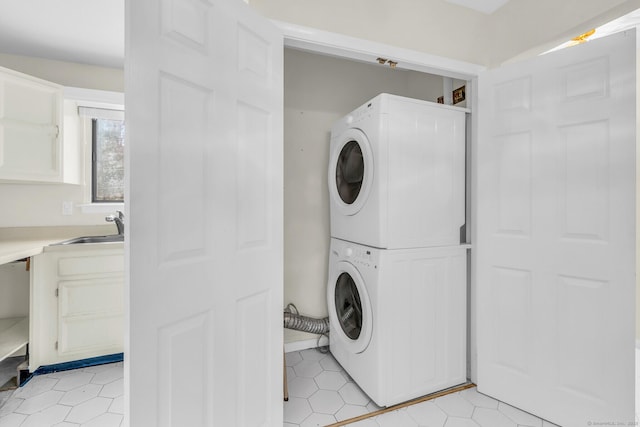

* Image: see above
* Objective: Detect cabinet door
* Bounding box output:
[30,246,125,371]
[58,277,124,357]
[0,66,63,182]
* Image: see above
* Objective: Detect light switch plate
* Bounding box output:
[62,201,73,215]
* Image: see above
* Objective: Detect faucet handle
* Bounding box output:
[105,211,125,235]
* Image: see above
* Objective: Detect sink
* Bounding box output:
[53,234,124,245]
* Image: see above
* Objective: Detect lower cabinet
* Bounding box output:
[30,243,124,371]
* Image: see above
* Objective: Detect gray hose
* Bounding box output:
[283,306,330,335]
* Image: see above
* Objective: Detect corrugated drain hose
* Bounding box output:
[283,303,330,353]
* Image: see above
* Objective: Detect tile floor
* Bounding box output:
[284,348,557,427]
[0,348,638,427]
[0,362,123,427]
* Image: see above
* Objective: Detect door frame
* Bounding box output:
[276,19,484,382]
[277,20,484,80]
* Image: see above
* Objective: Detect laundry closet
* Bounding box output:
[282,47,469,347]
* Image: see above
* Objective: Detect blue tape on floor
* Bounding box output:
[20,353,123,387]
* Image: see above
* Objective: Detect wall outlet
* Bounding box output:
[62,201,73,216]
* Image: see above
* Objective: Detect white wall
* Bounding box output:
[0,262,29,319]
[251,0,640,67]
[0,53,123,92]
[283,48,443,343]
[0,53,124,228]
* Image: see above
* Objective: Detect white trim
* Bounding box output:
[284,336,329,353]
[78,203,125,214]
[64,87,124,111]
[78,106,125,121]
[276,20,486,81]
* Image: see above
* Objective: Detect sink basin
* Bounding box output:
[54,234,124,245]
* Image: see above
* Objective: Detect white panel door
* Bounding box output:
[476,31,635,426]
[126,0,283,425]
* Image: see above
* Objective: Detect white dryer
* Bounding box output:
[327,237,467,407]
[328,93,466,249]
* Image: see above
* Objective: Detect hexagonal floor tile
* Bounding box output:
[284,397,313,424]
[19,404,70,427]
[434,393,474,418]
[99,378,123,399]
[59,384,102,406]
[472,407,518,427]
[300,348,328,362]
[15,390,64,415]
[53,372,94,392]
[319,355,343,371]
[293,359,323,378]
[288,376,319,399]
[0,413,27,426]
[444,417,481,427]
[335,403,370,421]
[406,401,447,426]
[308,389,345,414]
[497,402,542,427]
[12,377,58,399]
[90,367,122,385]
[285,351,303,367]
[458,388,498,410]
[376,409,419,427]
[80,412,123,427]
[300,412,337,427]
[339,382,370,406]
[108,395,124,415]
[315,370,347,391]
[64,396,112,424]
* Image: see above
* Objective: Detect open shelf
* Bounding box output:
[0,317,28,362]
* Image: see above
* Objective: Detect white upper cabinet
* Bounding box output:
[0,66,77,183]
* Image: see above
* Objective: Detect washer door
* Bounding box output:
[327,261,373,354]
[328,128,374,216]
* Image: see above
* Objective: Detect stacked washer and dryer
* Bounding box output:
[327,93,468,407]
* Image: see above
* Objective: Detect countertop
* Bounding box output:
[0,225,117,264]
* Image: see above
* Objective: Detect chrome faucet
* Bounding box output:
[106,210,125,235]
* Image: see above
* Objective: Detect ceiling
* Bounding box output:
[0,0,514,69]
[0,0,637,69]
[0,0,124,68]
[444,0,511,14]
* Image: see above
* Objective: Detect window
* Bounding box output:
[92,118,125,202]
[77,103,125,205]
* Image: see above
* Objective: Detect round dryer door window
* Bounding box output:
[327,261,373,354]
[329,128,373,216]
[336,141,364,205]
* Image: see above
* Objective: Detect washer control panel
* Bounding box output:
[343,245,375,269]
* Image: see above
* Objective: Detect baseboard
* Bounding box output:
[21,353,123,387]
[284,336,329,353]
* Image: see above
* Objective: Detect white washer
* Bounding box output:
[329,93,466,249]
[327,237,467,407]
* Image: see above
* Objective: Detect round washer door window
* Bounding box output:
[328,128,373,216]
[327,261,372,354]
[335,272,363,340]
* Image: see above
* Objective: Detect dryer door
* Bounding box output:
[328,128,374,216]
[327,260,373,354]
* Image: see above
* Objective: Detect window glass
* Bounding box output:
[93,118,125,202]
